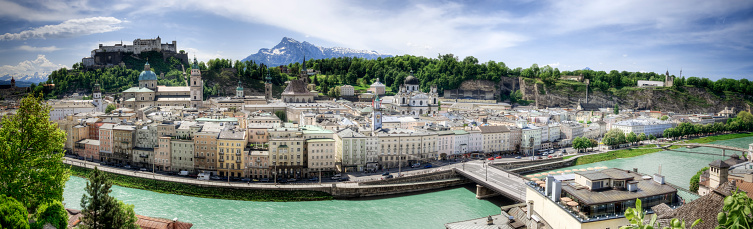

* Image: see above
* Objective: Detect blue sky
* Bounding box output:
[0,0,751,81]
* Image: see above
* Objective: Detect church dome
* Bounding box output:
[404,71,419,85]
[139,62,158,81]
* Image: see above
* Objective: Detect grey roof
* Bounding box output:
[478,125,510,133]
[574,170,612,180]
[282,79,310,95]
[564,169,677,206]
[219,129,245,140]
[709,160,730,168]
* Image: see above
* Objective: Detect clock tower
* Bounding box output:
[372,94,382,130]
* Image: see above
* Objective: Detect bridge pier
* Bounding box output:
[476,184,499,199]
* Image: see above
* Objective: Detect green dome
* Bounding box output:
[139,62,157,81]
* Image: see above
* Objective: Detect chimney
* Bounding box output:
[653,174,665,184]
[527,200,533,219]
[633,168,638,173]
[545,175,554,197]
[627,181,638,192]
[551,180,562,202]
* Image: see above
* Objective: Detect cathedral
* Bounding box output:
[280,57,317,103]
[121,59,203,109]
[390,70,439,117]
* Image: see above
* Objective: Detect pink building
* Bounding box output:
[154,136,172,171]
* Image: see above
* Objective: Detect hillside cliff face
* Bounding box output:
[520,81,751,113]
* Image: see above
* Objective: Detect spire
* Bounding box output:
[302,55,307,71]
[265,67,272,83]
[192,55,199,69]
[144,58,151,71]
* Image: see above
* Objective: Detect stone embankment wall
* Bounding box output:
[492,158,564,170]
[332,178,471,199]
[359,170,461,185]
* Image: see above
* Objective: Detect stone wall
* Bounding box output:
[360,170,461,185]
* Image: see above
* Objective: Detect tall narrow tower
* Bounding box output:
[372,94,382,131]
[236,80,244,98]
[93,82,103,112]
[264,67,273,101]
[190,57,203,108]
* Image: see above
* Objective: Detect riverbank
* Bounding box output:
[69,166,334,202]
[567,132,753,166]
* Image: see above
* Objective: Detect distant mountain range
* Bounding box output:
[242,37,392,66]
[0,72,49,85]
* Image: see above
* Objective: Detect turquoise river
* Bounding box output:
[62,178,511,228]
[61,136,752,228]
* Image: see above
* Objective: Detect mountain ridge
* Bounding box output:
[242,37,391,66]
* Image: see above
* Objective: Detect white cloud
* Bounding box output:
[17,45,60,52]
[547,62,560,68]
[142,0,527,58]
[183,47,224,63]
[0,16,124,41]
[0,54,65,80]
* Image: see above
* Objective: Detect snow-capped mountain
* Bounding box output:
[242,37,392,66]
[0,72,50,84]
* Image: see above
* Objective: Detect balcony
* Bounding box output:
[219,159,225,162]
[235,152,241,156]
[236,159,241,163]
[139,154,149,158]
[194,155,206,159]
[219,152,224,155]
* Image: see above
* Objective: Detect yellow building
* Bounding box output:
[217,127,247,178]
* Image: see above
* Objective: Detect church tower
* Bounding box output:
[93,82,104,112]
[265,68,273,101]
[300,55,310,84]
[10,76,15,88]
[372,94,382,131]
[190,57,203,108]
[664,70,674,87]
[236,80,244,98]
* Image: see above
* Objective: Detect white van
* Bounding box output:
[179,171,189,176]
[197,172,210,180]
[330,174,342,180]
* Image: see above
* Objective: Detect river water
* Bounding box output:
[538,136,753,201]
[62,177,511,228]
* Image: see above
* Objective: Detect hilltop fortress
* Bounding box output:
[82,36,189,69]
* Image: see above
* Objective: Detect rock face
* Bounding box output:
[520,81,751,113]
[242,37,392,66]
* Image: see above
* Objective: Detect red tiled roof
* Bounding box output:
[736,181,753,199]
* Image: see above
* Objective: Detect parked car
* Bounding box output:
[515,156,522,159]
[287,178,297,182]
[241,178,251,182]
[495,156,502,159]
[487,157,494,161]
[124,165,132,169]
[210,176,221,180]
[309,177,318,181]
[260,178,270,182]
[381,172,390,176]
[139,168,147,171]
[384,175,394,179]
[331,174,342,180]
[424,164,433,168]
[338,176,350,181]
[277,178,287,183]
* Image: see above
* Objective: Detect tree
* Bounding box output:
[638,133,647,142]
[614,104,619,114]
[0,93,69,209]
[0,194,29,229]
[626,132,638,144]
[621,198,702,229]
[716,189,753,229]
[32,200,68,229]
[573,137,587,153]
[649,134,657,141]
[689,167,709,193]
[274,110,287,122]
[80,167,139,229]
[105,104,116,114]
[660,115,669,121]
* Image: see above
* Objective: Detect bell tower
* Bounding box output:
[236,80,244,98]
[93,82,103,112]
[190,57,203,108]
[372,94,382,131]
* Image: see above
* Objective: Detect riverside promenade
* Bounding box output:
[63,157,470,198]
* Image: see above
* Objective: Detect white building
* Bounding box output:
[612,118,676,137]
[340,85,355,96]
[369,78,386,95]
[48,100,98,121]
[452,130,469,156]
[468,130,483,153]
[521,125,542,154]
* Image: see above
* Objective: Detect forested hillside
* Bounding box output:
[42,53,753,109]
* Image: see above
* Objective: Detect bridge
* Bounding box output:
[452,161,528,202]
[653,142,750,156]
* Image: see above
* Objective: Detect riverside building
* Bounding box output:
[525,168,680,229]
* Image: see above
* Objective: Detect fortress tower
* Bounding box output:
[190,57,203,108]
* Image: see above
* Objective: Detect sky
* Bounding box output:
[0,0,751,81]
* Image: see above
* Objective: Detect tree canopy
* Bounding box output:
[0,93,69,209]
[80,167,138,229]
